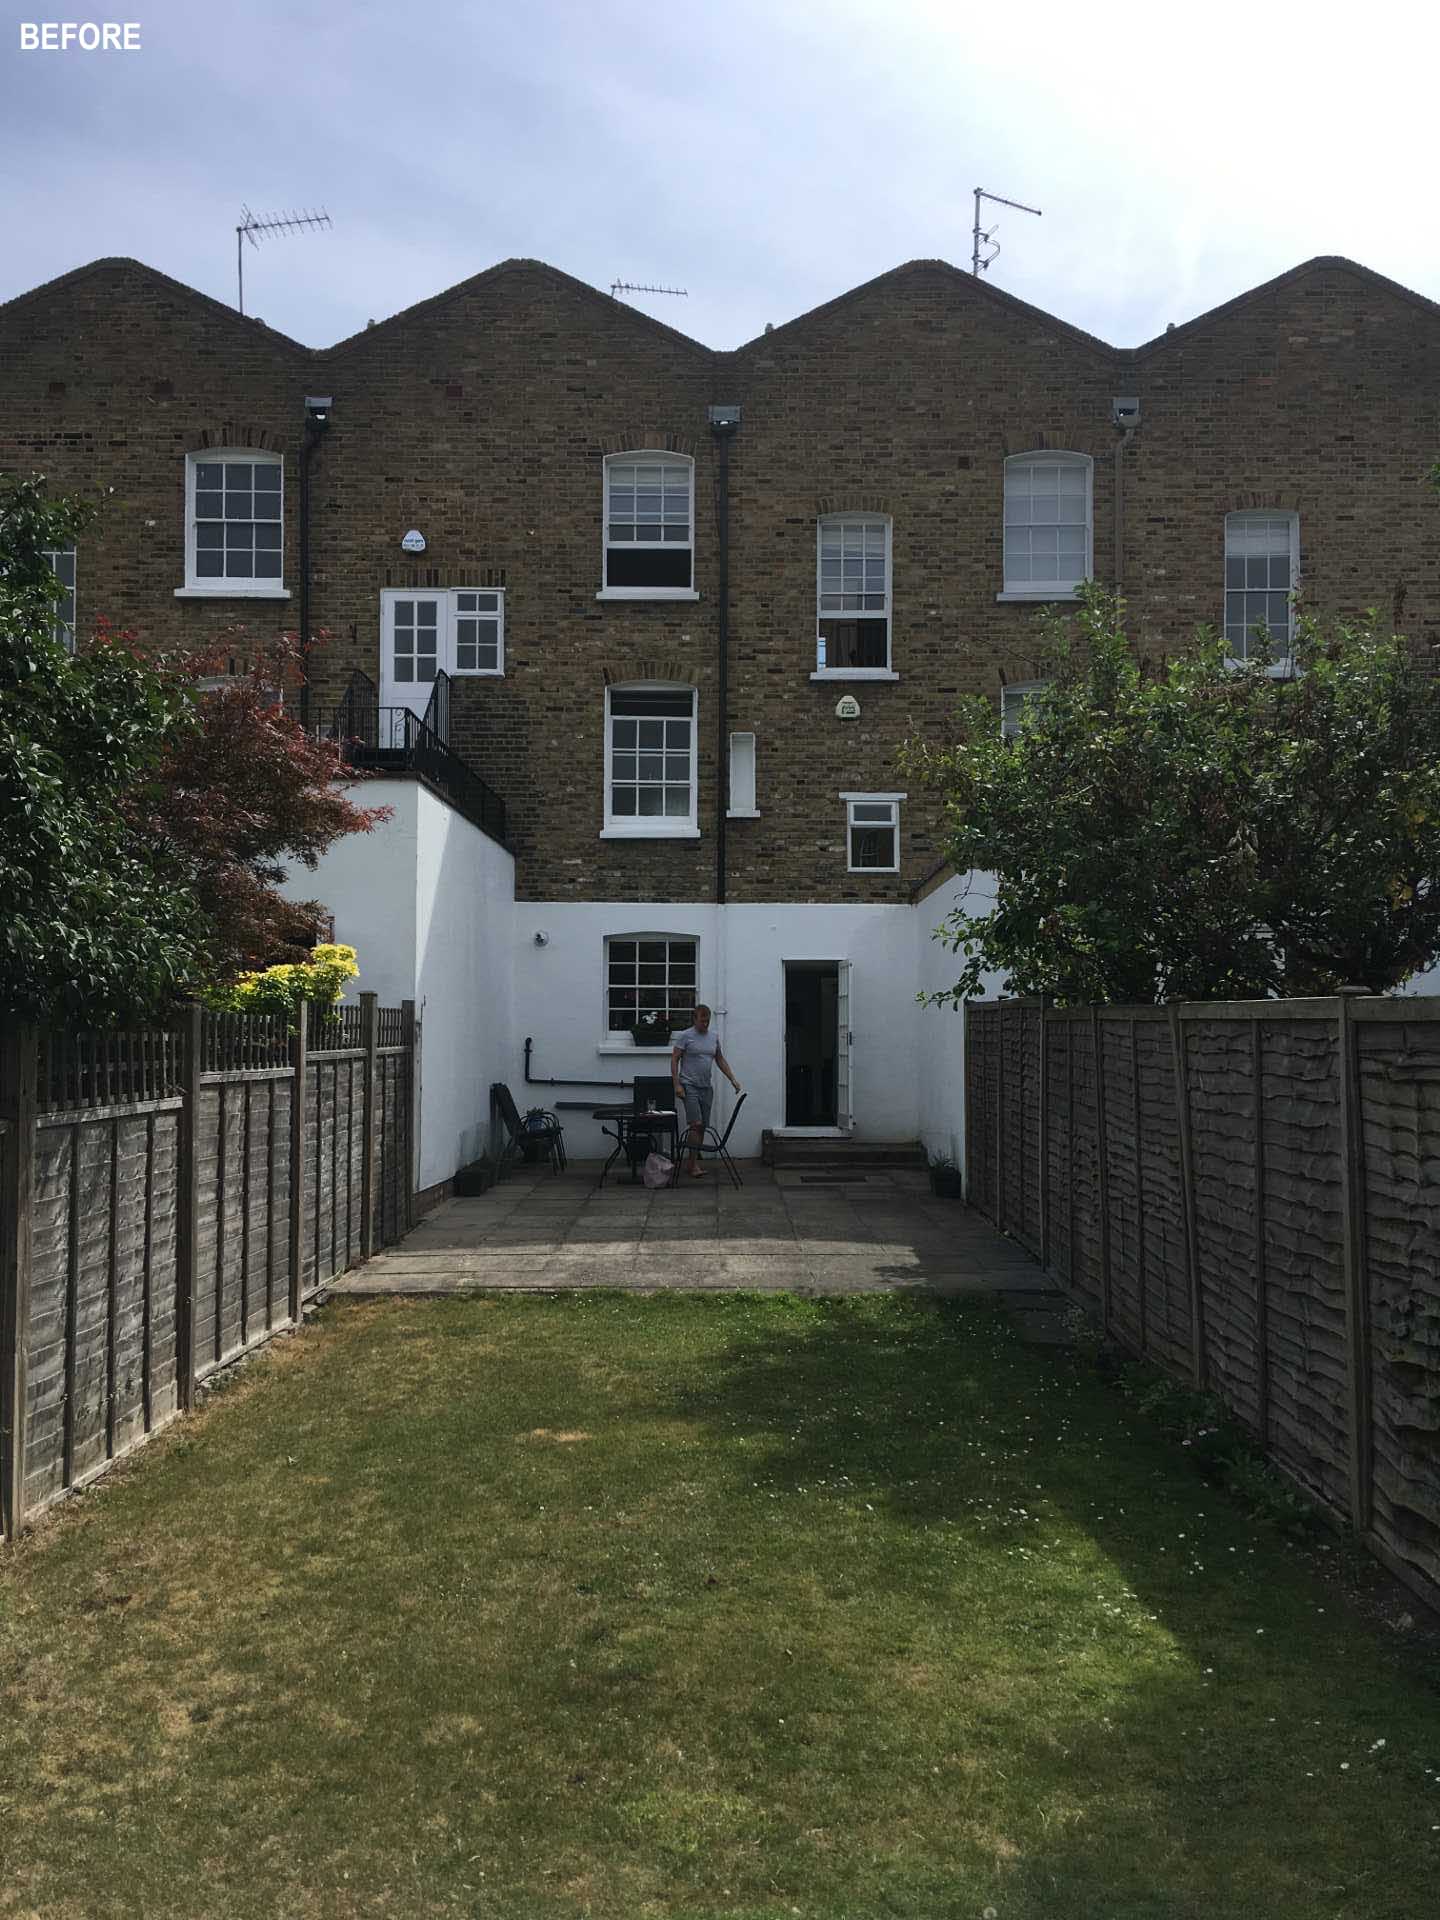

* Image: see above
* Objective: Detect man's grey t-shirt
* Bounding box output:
[673,1026,719,1088]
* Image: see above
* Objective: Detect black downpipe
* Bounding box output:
[713,426,731,906]
[297,400,331,729]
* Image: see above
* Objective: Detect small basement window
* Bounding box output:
[43,546,76,651]
[605,935,698,1036]
[1000,679,1050,738]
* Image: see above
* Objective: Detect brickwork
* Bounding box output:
[3,252,1438,905]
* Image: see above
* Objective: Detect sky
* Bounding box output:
[1,0,1437,352]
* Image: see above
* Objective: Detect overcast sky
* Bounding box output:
[1,0,1436,352]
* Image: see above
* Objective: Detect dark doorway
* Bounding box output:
[784,962,839,1126]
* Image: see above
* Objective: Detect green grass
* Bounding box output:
[2,1291,1438,1920]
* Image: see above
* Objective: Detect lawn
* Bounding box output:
[1,1291,1437,1920]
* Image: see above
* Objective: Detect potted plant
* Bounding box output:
[630,1015,672,1049]
[928,1154,963,1199]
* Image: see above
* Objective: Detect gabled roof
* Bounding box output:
[728,256,1117,362]
[325,256,712,360]
[1128,254,1440,359]
[2,250,1436,365]
[0,255,311,352]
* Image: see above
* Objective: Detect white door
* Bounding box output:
[835,960,853,1133]
[381,592,444,728]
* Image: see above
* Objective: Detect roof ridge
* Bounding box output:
[1129,254,1440,358]
[325,256,712,359]
[0,255,311,351]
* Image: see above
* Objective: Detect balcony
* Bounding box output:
[323,670,507,845]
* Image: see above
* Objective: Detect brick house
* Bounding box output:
[3,252,1438,1185]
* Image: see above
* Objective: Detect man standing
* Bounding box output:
[671,1004,741,1180]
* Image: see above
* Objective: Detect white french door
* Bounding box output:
[381,592,444,724]
[835,960,853,1133]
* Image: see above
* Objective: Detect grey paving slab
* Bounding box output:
[330,1169,1073,1346]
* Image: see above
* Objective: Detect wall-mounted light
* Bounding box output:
[533,930,549,947]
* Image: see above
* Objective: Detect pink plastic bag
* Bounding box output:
[642,1151,674,1189]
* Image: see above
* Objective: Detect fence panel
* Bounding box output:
[3,1003,415,1536]
[964,992,1440,1612]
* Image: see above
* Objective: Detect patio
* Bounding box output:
[333,1162,1070,1337]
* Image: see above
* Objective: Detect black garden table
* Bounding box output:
[592,1102,680,1186]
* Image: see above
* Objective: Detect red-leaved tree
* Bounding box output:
[122,629,390,981]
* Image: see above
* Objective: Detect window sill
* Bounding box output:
[599,826,701,841]
[174,585,292,600]
[726,808,761,820]
[809,668,899,682]
[995,590,1080,603]
[596,1042,675,1057]
[1226,655,1297,680]
[595,588,701,602]
[846,866,901,877]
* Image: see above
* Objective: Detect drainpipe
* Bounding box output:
[1110,396,1140,595]
[707,405,740,905]
[297,394,333,728]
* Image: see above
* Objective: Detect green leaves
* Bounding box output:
[909,583,1440,1004]
[1,474,203,1023]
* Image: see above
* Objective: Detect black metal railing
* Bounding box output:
[322,670,507,844]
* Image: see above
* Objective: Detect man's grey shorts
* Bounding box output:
[681,1083,713,1130]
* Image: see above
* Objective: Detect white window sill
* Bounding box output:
[810,668,899,682]
[452,667,505,678]
[1226,655,1297,679]
[599,826,701,841]
[846,866,900,876]
[995,590,1080,603]
[595,588,700,602]
[726,808,761,820]
[596,1043,675,1057]
[174,585,292,600]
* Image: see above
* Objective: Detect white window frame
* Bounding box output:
[1001,679,1050,739]
[1224,511,1299,675]
[840,790,905,875]
[600,933,701,1051]
[998,451,1093,601]
[596,451,700,601]
[380,588,506,693]
[812,513,897,681]
[175,448,291,599]
[727,730,759,818]
[601,684,700,841]
[43,546,76,652]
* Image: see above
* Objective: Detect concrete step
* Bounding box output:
[762,1130,927,1170]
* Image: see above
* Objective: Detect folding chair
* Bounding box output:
[696,1090,747,1188]
[490,1082,566,1175]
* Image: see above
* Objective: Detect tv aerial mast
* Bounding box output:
[971,187,1041,277]
[235,206,332,315]
[610,280,688,301]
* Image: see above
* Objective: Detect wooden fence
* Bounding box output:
[0,995,415,1539]
[965,994,1440,1611]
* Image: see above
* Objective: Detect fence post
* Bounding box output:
[173,1004,202,1414]
[1038,1001,1051,1269]
[402,999,417,1230]
[1251,1017,1269,1444]
[1336,990,1374,1534]
[1168,1004,1206,1389]
[359,993,378,1260]
[994,1003,1006,1234]
[288,1003,309,1324]
[1,1026,38,1538]
[1092,1007,1113,1335]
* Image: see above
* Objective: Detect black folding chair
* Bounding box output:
[490,1082,566,1175]
[696,1090,747,1188]
[629,1075,681,1183]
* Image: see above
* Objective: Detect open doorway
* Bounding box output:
[783,961,851,1129]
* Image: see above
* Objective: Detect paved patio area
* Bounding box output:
[332,1163,1070,1339]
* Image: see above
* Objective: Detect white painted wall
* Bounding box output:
[511,900,928,1160]
[914,871,1006,1178]
[280,779,516,1191]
